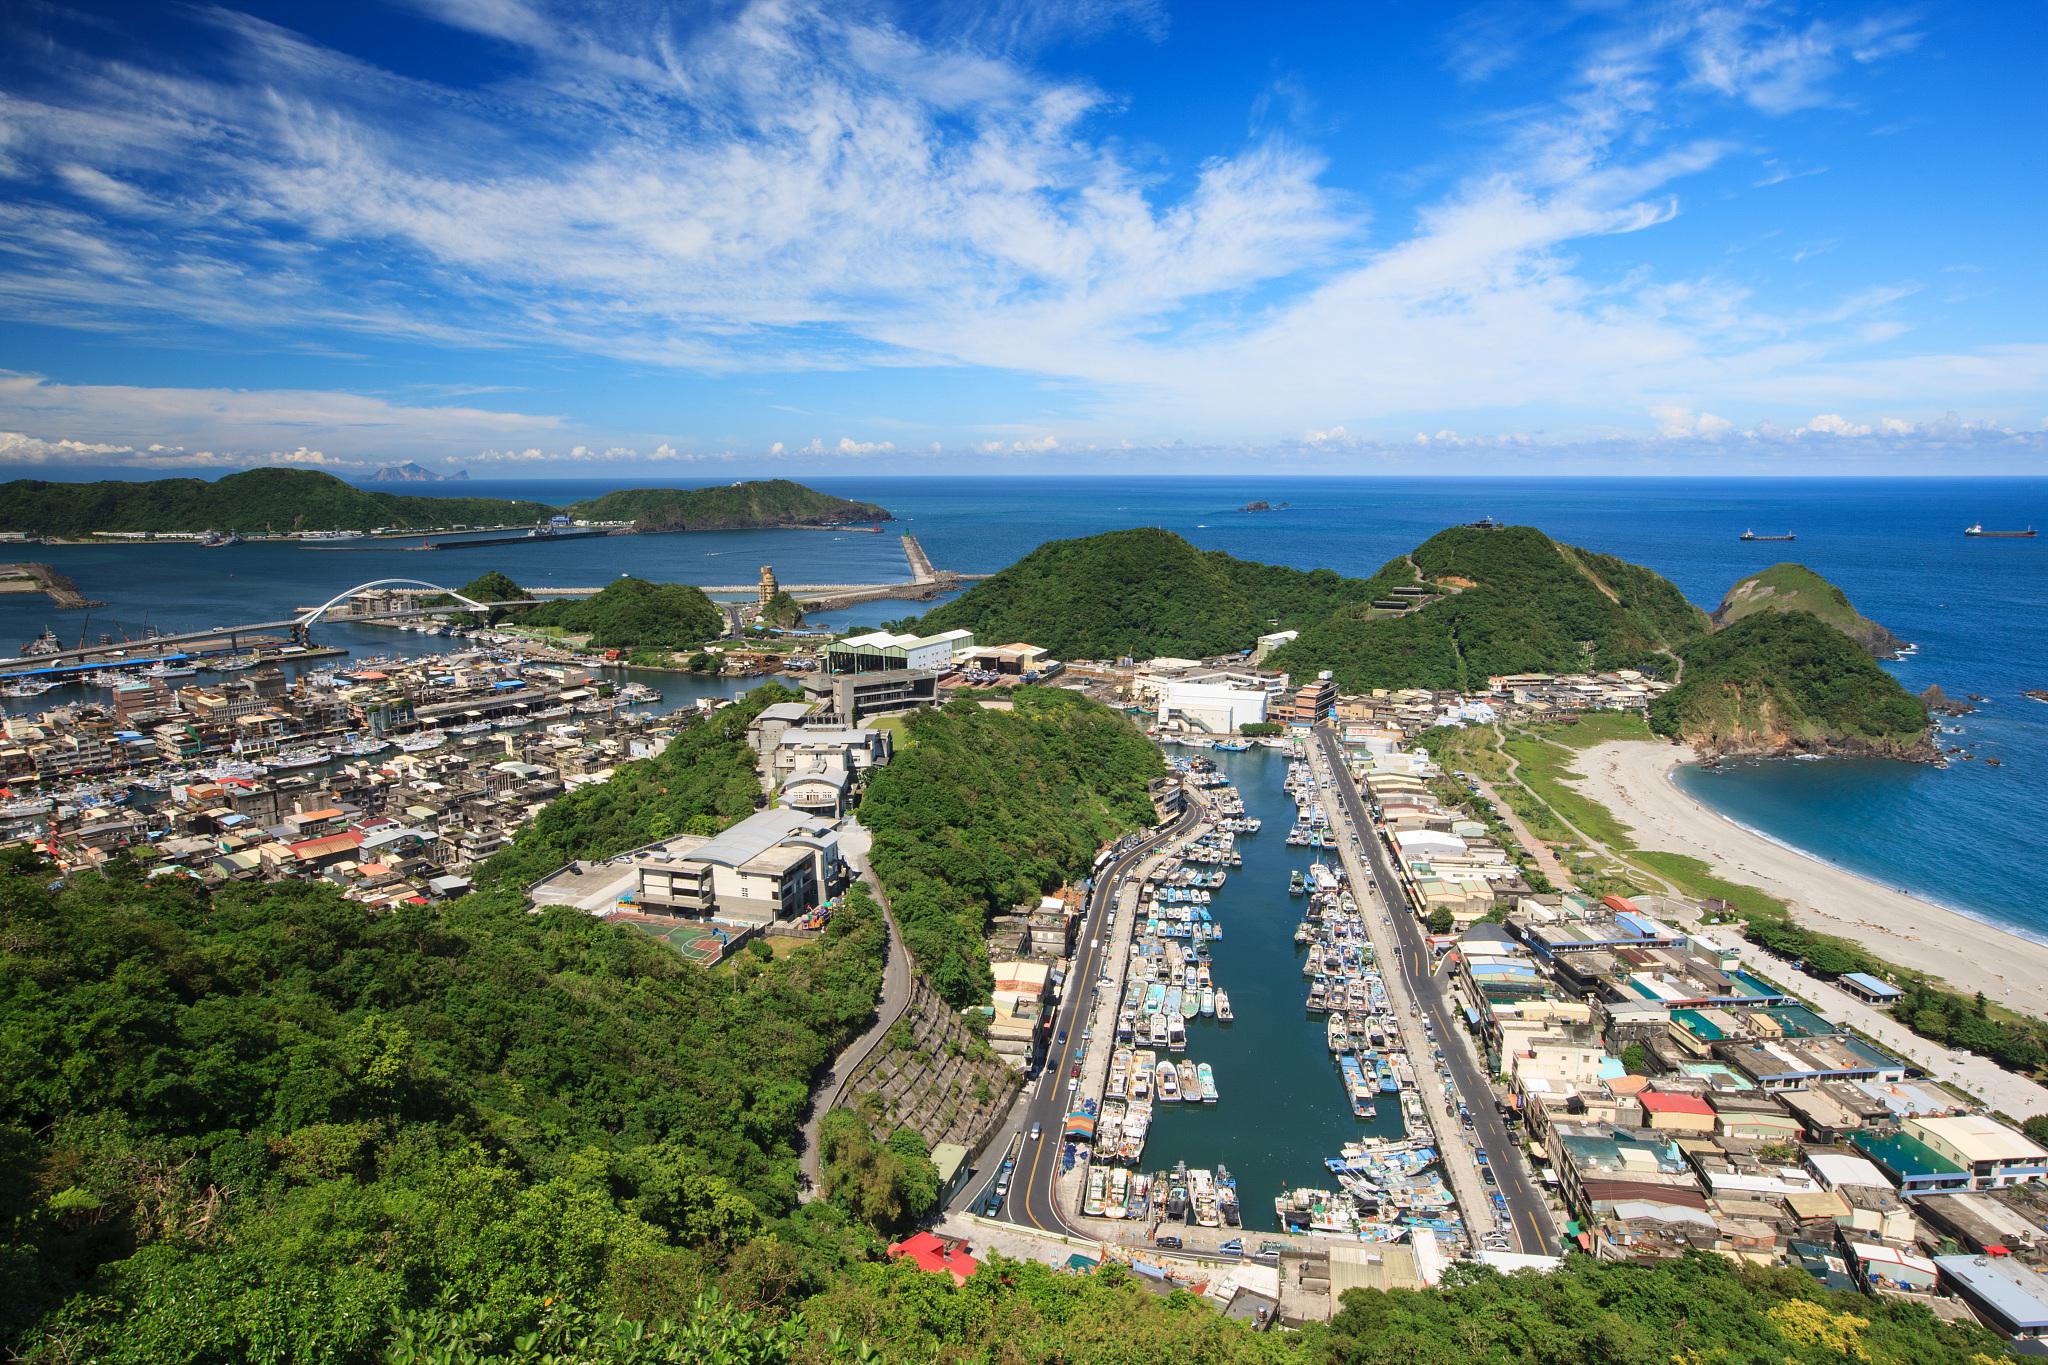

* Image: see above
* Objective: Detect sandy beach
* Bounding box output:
[1571,739,2048,1020]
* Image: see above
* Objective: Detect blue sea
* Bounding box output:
[5,474,2044,940]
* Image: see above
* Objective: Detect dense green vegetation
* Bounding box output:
[1713,561,1905,655]
[1272,526,1708,691]
[456,569,527,602]
[0,468,554,535]
[759,590,807,629]
[520,577,724,650]
[1323,1252,2002,1364]
[0,840,893,1360]
[814,1110,939,1233]
[1650,612,1931,756]
[567,480,888,532]
[908,527,1374,659]
[858,689,1163,1003]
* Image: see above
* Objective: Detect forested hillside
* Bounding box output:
[857,689,1163,1003]
[1270,525,1709,691]
[1649,611,1933,759]
[517,576,724,649]
[567,480,888,531]
[908,527,1374,659]
[0,468,553,535]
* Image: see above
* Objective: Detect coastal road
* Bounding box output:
[1010,801,1205,1239]
[1313,724,1557,1255]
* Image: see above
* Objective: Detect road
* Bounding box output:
[1313,724,1557,1254]
[798,822,914,1199]
[1009,800,1206,1238]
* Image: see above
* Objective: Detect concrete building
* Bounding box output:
[631,807,842,926]
[801,668,939,725]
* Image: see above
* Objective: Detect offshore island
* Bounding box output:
[6,502,2046,1360]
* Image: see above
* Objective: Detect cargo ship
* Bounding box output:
[1739,529,1796,541]
[1965,523,2037,538]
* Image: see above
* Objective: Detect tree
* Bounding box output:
[1425,907,1455,935]
[1620,1043,1652,1075]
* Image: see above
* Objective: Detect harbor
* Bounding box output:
[1044,739,1478,1251]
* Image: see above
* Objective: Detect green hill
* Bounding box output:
[1269,525,1709,691]
[1650,611,1934,759]
[520,576,723,649]
[1713,562,1906,656]
[0,468,554,536]
[567,479,889,531]
[907,527,1374,659]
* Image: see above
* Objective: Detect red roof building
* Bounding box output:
[1637,1089,1717,1133]
[887,1231,980,1286]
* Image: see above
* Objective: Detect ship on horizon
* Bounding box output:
[1965,523,2037,538]
[1740,529,1797,541]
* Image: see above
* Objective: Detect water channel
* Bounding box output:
[1143,742,1408,1231]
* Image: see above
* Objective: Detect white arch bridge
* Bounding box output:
[0,578,540,672]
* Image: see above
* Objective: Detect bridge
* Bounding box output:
[0,535,986,675]
[0,578,536,673]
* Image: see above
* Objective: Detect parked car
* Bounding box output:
[1154,1234,1184,1250]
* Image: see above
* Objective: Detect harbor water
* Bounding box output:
[1143,743,1406,1229]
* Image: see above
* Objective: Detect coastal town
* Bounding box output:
[13,575,2048,1352]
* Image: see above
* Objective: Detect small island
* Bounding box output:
[1237,499,1290,512]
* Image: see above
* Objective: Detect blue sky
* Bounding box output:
[0,0,2043,476]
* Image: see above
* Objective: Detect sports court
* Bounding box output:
[615,911,734,967]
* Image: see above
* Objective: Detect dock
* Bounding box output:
[0,562,104,609]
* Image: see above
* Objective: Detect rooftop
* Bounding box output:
[1935,1254,2048,1330]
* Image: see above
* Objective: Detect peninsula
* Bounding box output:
[1711,561,1908,656]
[917,524,1931,761]
[0,468,890,538]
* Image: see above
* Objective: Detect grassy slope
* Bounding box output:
[1712,562,1904,655]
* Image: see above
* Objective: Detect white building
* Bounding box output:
[1158,680,1270,734]
[632,807,842,926]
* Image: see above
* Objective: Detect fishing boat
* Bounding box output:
[1199,985,1215,1017]
[1327,1011,1350,1054]
[1739,529,1796,541]
[1166,1011,1187,1051]
[1197,1062,1218,1103]
[1214,990,1233,1021]
[1131,1050,1154,1102]
[1156,1060,1180,1102]
[395,734,444,753]
[1216,1165,1241,1226]
[263,747,330,771]
[1177,1059,1199,1100]
[1289,869,1306,896]
[141,662,197,680]
[1965,523,2038,538]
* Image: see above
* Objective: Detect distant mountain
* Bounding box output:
[367,461,467,483]
[906,527,1374,659]
[566,479,888,531]
[1711,562,1906,656]
[0,468,552,536]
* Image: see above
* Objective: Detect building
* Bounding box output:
[1273,671,1338,726]
[1906,1115,2048,1191]
[631,807,842,926]
[1936,1254,2048,1342]
[1157,679,1269,734]
[756,564,778,613]
[822,629,973,675]
[1839,971,1905,1006]
[887,1231,980,1286]
[801,668,939,724]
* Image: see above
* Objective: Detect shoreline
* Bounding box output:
[1570,738,2048,1019]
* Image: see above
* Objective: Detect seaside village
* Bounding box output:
[12,621,2048,1344]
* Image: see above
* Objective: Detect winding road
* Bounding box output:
[798,821,913,1200]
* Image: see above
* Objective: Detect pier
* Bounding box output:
[526,534,985,612]
[0,562,104,610]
